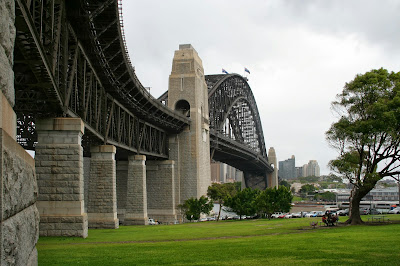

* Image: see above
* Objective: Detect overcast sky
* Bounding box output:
[122,0,400,175]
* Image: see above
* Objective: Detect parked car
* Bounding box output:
[388,207,400,214]
[271,212,284,218]
[337,209,349,216]
[305,211,318,217]
[360,208,369,215]
[278,213,287,218]
[316,211,325,217]
[301,211,309,217]
[291,212,302,218]
[284,213,293,219]
[370,209,382,215]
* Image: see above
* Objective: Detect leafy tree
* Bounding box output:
[299,184,316,195]
[207,183,238,221]
[225,187,260,219]
[179,196,214,222]
[326,68,400,225]
[314,191,336,202]
[279,180,291,190]
[255,186,293,219]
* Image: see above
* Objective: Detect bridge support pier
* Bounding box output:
[87,145,119,229]
[147,160,176,224]
[244,172,268,190]
[35,117,88,238]
[267,147,278,188]
[124,155,148,225]
[116,160,128,223]
[167,44,211,205]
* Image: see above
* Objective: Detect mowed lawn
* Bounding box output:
[38,215,400,265]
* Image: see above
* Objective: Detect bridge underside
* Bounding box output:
[210,132,273,189]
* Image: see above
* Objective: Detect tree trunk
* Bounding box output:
[346,193,364,225]
[347,189,365,225]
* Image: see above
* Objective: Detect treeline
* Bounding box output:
[179,183,293,221]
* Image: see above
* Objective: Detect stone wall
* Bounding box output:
[1,131,39,265]
[1,1,39,264]
[0,0,15,106]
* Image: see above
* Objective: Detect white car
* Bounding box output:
[291,212,302,218]
[271,212,284,218]
[388,207,400,214]
[284,213,293,219]
[305,211,318,217]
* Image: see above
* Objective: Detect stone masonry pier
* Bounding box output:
[35,118,88,238]
[87,145,119,229]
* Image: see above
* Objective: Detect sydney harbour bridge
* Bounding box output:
[4,0,277,242]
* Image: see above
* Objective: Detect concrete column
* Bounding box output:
[87,145,119,229]
[35,117,88,238]
[147,160,176,224]
[124,155,148,225]
[267,147,278,188]
[116,160,128,223]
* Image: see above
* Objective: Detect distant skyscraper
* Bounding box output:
[210,162,243,183]
[306,160,320,177]
[278,155,296,179]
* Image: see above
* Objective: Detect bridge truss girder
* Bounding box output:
[14,0,173,158]
[206,74,273,176]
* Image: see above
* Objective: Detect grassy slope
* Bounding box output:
[38,215,400,265]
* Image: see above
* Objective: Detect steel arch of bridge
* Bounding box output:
[14,0,189,158]
[206,74,272,176]
[159,74,273,177]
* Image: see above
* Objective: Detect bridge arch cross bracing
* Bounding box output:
[159,73,273,175]
[206,74,268,159]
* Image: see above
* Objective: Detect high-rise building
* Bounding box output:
[210,162,243,183]
[278,155,296,179]
[306,160,320,177]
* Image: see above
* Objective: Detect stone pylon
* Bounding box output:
[168,44,211,204]
[267,147,278,188]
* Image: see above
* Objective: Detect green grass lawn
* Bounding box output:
[38,215,400,265]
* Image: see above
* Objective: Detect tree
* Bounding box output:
[207,183,238,221]
[179,196,214,222]
[279,180,291,190]
[299,184,316,195]
[314,191,336,202]
[225,187,259,219]
[326,68,400,225]
[255,186,293,219]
